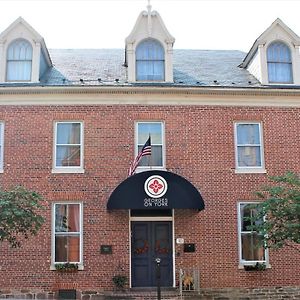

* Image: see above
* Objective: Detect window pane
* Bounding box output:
[6,61,32,81]
[56,145,81,167]
[241,233,265,261]
[7,40,32,60]
[268,62,293,83]
[57,123,81,144]
[138,145,162,166]
[138,123,162,144]
[267,42,291,63]
[237,124,260,144]
[55,204,80,232]
[237,146,261,167]
[136,61,164,81]
[136,39,164,60]
[55,235,80,263]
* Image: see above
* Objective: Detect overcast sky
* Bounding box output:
[0,0,300,52]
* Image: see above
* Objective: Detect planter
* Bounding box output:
[244,263,266,271]
[55,263,79,273]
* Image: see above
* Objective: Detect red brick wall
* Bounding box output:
[0,104,299,291]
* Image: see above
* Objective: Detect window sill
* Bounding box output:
[50,264,84,271]
[238,263,271,269]
[135,166,166,173]
[52,168,85,174]
[235,168,266,174]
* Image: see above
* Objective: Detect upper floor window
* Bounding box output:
[238,202,267,265]
[234,122,265,172]
[0,123,3,172]
[6,39,32,81]
[53,122,83,173]
[136,39,165,81]
[136,122,164,169]
[52,203,83,265]
[267,41,293,84]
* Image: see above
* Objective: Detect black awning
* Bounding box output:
[107,170,205,211]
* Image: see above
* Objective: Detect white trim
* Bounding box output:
[129,210,175,288]
[0,122,4,172]
[53,121,84,173]
[51,202,84,270]
[235,168,266,174]
[172,209,175,287]
[234,122,265,173]
[135,121,165,171]
[237,202,269,266]
[3,86,300,107]
[52,168,85,174]
[128,210,132,288]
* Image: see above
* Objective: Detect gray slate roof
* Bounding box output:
[2,49,262,88]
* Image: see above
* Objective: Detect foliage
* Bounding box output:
[112,275,127,289]
[55,262,79,272]
[0,186,45,247]
[244,262,266,271]
[250,172,300,251]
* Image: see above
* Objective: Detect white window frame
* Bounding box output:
[52,121,84,173]
[51,202,83,270]
[267,41,293,84]
[6,38,33,82]
[0,122,4,173]
[237,202,269,267]
[234,122,265,174]
[135,121,165,172]
[136,38,165,82]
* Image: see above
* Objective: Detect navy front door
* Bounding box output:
[131,221,173,287]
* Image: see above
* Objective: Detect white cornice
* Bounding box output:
[0,86,300,107]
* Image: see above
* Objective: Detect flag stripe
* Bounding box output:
[129,136,151,176]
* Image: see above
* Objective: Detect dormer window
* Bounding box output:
[240,19,300,85]
[267,41,293,83]
[6,39,32,81]
[0,17,52,83]
[125,4,175,83]
[136,39,165,81]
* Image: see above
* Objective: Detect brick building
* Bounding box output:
[0,4,299,300]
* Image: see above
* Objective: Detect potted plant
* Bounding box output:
[112,275,127,290]
[55,262,79,273]
[244,262,266,271]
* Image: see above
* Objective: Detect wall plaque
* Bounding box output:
[184,243,195,253]
[100,245,112,254]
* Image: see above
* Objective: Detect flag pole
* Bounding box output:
[149,134,152,170]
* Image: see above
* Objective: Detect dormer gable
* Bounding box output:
[0,17,52,83]
[125,3,175,83]
[240,18,300,85]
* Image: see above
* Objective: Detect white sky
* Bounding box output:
[0,0,300,52]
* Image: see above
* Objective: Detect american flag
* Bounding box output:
[128,136,151,176]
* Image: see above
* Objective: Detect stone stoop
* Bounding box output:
[101,290,201,300]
